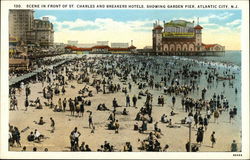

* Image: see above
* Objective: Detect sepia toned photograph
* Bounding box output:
[7,8,244,153]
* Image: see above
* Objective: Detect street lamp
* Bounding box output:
[186,116,193,152]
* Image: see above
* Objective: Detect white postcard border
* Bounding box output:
[1,0,249,159]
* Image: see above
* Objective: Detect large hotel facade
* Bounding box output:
[9,10,55,72]
[9,10,34,43]
[9,10,54,48]
[152,20,225,55]
[26,17,54,48]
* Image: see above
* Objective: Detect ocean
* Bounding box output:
[189,50,241,67]
[204,50,241,67]
[57,50,241,67]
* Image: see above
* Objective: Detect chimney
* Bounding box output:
[42,17,49,21]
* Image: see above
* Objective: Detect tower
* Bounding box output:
[194,18,203,51]
[9,9,34,43]
[152,21,163,52]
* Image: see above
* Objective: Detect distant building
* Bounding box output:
[143,46,153,49]
[54,42,65,50]
[96,41,109,46]
[9,9,34,43]
[152,19,225,55]
[67,40,78,46]
[65,44,136,54]
[26,17,54,48]
[111,43,129,48]
[54,42,64,46]
[202,43,225,51]
[76,43,96,48]
[92,45,110,52]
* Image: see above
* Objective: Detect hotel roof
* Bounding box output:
[154,25,163,30]
[92,45,110,49]
[65,45,136,51]
[202,43,216,49]
[194,25,203,29]
[109,48,130,51]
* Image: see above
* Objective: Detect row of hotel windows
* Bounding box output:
[163,47,194,51]
[12,14,33,17]
[12,14,32,17]
[13,18,29,21]
[162,45,223,51]
[164,27,194,33]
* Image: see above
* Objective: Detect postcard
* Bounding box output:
[0,0,249,159]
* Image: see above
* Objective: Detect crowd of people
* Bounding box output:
[9,54,241,152]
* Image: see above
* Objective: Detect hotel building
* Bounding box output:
[152,20,225,55]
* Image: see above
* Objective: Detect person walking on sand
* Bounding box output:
[13,127,21,147]
[13,96,18,111]
[229,109,234,123]
[172,96,176,108]
[196,127,204,145]
[58,98,62,111]
[233,106,237,115]
[63,98,67,112]
[161,96,165,107]
[62,85,66,95]
[158,96,161,106]
[126,95,130,107]
[231,140,238,152]
[210,131,216,148]
[80,101,85,117]
[194,112,199,128]
[76,102,80,117]
[132,95,137,108]
[88,112,94,129]
[69,98,75,116]
[71,127,81,150]
[128,83,132,92]
[214,109,219,124]
[25,97,29,111]
[50,117,55,133]
[113,98,117,108]
[203,116,208,131]
[206,109,211,120]
[115,120,120,134]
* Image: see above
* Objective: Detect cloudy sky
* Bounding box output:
[35,10,241,50]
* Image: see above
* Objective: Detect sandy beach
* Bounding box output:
[9,54,241,152]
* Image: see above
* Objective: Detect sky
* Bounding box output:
[35,10,241,50]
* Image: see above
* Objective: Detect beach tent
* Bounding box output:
[9,68,43,86]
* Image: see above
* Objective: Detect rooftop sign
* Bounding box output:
[162,32,194,38]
